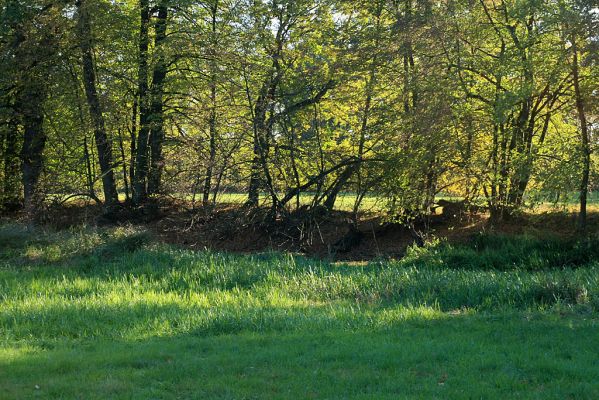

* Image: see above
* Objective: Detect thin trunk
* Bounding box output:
[323,165,355,211]
[247,149,261,206]
[203,4,218,206]
[572,35,590,232]
[352,72,374,223]
[203,93,217,205]
[2,113,20,209]
[403,54,410,114]
[489,121,499,217]
[83,136,96,199]
[255,110,278,212]
[212,158,227,205]
[288,119,301,210]
[10,4,52,217]
[507,99,532,206]
[133,0,151,204]
[76,0,119,210]
[247,89,276,208]
[129,97,137,196]
[243,71,258,206]
[118,129,130,201]
[147,2,169,196]
[246,14,285,208]
[507,19,534,208]
[326,49,376,213]
[511,107,554,207]
[19,81,47,216]
[488,44,506,223]
[247,88,273,208]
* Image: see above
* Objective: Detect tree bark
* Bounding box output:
[118,129,130,201]
[203,88,217,205]
[19,81,47,216]
[76,0,119,211]
[247,84,275,208]
[133,0,151,204]
[147,2,169,196]
[203,3,218,206]
[83,136,97,200]
[323,164,356,211]
[129,97,137,198]
[1,112,21,209]
[572,35,590,232]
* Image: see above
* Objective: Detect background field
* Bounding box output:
[86,191,599,214]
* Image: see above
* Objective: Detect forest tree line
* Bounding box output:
[0,0,597,228]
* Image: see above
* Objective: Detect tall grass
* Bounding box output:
[1,224,598,344]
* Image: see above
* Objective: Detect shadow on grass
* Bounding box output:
[1,279,598,345]
[2,240,598,341]
[1,313,598,400]
[407,233,599,271]
[1,224,599,398]
[0,224,150,266]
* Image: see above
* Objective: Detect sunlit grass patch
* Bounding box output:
[0,225,598,399]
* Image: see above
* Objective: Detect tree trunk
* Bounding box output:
[572,35,590,233]
[245,14,285,208]
[83,136,96,200]
[323,165,355,211]
[246,139,261,207]
[77,0,119,211]
[118,129,130,201]
[247,94,276,208]
[203,5,218,206]
[129,97,137,198]
[133,0,151,204]
[325,54,376,213]
[19,81,47,216]
[507,99,532,206]
[203,93,217,205]
[147,2,169,196]
[2,113,21,210]
[246,81,273,208]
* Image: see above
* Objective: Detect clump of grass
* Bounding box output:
[405,233,599,271]
[91,226,151,260]
[0,225,150,266]
[0,224,32,249]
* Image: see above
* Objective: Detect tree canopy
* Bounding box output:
[0,0,597,227]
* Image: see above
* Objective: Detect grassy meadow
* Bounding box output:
[1,224,598,399]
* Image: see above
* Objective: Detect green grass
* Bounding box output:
[1,224,598,399]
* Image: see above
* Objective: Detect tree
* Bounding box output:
[133,0,152,204]
[147,0,169,196]
[0,0,595,228]
[76,0,119,211]
[0,0,65,216]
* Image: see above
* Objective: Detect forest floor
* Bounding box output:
[0,224,598,399]
[12,196,599,261]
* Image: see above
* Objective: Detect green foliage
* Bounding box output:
[2,0,596,216]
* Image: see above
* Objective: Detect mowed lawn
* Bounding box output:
[1,225,598,399]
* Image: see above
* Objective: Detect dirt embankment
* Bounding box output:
[4,199,598,261]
